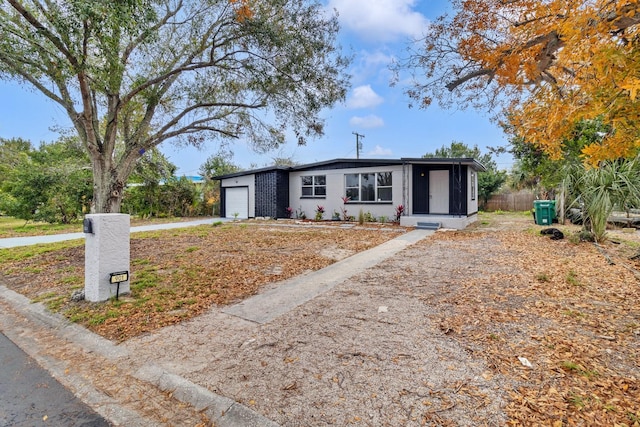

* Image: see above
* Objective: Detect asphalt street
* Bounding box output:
[0,332,111,427]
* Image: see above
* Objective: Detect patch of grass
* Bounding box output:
[185,246,200,253]
[566,269,581,286]
[535,272,550,282]
[134,296,151,307]
[24,266,43,274]
[131,268,160,293]
[32,292,58,303]
[132,258,151,266]
[88,314,108,326]
[212,221,223,227]
[45,296,67,311]
[67,307,91,323]
[567,392,586,409]
[61,275,83,285]
[0,217,81,238]
[109,298,125,308]
[560,360,598,379]
[0,239,83,263]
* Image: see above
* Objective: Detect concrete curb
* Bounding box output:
[136,366,279,427]
[0,285,280,427]
[0,286,151,427]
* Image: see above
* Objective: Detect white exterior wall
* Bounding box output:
[289,165,404,220]
[221,174,255,218]
[468,168,479,214]
[404,164,414,215]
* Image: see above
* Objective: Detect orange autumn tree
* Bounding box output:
[402,0,640,164]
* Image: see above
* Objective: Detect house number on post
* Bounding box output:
[109,271,129,300]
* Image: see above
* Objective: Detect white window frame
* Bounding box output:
[301,175,326,198]
[344,172,392,202]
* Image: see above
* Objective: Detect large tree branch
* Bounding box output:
[6,0,79,68]
[446,68,495,91]
[151,100,266,141]
[122,0,183,65]
[153,123,239,146]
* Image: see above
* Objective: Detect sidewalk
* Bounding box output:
[0,218,221,248]
[0,223,433,426]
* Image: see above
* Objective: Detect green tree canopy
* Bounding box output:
[505,118,609,196]
[0,137,31,184]
[197,149,241,216]
[0,136,92,223]
[0,0,350,213]
[199,150,241,178]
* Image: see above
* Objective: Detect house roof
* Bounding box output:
[400,158,487,171]
[212,157,486,180]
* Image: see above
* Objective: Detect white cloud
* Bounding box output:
[362,50,394,68]
[327,0,428,42]
[350,50,395,84]
[349,114,384,128]
[347,85,384,109]
[368,144,393,156]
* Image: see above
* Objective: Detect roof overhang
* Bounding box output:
[213,157,487,180]
[401,157,487,172]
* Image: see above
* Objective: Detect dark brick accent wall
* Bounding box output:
[275,170,290,218]
[255,171,290,218]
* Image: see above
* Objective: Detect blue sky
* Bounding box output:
[0,0,513,175]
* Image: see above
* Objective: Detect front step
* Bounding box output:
[416,221,441,230]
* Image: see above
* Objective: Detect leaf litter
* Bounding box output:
[1,214,639,425]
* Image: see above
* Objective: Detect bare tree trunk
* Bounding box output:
[91,156,125,214]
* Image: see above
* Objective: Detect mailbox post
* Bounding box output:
[84,214,130,302]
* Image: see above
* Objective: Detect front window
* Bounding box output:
[345,172,392,202]
[301,175,326,197]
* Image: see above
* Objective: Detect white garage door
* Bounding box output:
[225,187,249,219]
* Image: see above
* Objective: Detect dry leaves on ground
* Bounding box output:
[426,223,640,426]
[0,222,403,341]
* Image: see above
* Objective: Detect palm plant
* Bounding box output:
[563,157,640,242]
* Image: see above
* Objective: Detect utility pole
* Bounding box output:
[352,132,365,159]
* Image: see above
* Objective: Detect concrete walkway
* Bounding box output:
[0,218,222,248]
[0,221,434,426]
[223,229,433,324]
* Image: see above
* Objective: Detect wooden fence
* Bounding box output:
[484,192,536,212]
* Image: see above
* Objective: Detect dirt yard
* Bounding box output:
[1,214,639,425]
[122,214,639,426]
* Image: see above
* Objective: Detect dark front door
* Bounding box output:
[412,165,429,214]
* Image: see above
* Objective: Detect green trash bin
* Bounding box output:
[533,200,556,225]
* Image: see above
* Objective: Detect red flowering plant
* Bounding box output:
[394,204,404,222]
[340,196,350,221]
